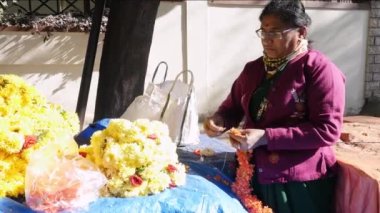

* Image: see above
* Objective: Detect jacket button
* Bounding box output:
[258,168,263,173]
[268,152,279,164]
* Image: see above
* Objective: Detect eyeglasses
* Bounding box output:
[255,28,297,40]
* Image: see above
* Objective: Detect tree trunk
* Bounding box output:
[94,0,160,121]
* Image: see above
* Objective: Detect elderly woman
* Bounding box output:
[204,0,345,212]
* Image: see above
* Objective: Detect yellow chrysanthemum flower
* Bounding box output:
[0,74,80,198]
[80,118,186,197]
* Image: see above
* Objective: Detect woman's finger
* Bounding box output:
[208,119,225,132]
[203,121,223,137]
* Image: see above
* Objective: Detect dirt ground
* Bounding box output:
[335,116,380,179]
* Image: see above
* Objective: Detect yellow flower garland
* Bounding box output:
[80,119,186,197]
[0,74,79,197]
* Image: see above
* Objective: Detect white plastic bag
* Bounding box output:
[122,62,199,146]
[25,139,107,213]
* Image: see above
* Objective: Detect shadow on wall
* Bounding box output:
[0,32,101,65]
[156,1,180,19]
[0,1,181,118]
[360,101,380,117]
[0,64,85,105]
[23,69,80,96]
[0,32,105,97]
[0,34,101,119]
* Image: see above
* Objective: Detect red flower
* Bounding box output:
[23,135,37,149]
[79,151,87,158]
[147,134,157,140]
[193,149,201,156]
[169,180,177,188]
[130,175,143,187]
[166,164,177,173]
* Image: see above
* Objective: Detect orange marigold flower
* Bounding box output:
[232,150,273,213]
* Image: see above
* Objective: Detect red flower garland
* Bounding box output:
[231,150,273,213]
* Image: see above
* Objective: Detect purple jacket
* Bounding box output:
[216,50,346,184]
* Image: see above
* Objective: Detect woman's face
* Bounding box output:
[259,15,303,58]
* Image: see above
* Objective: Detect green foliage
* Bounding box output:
[0,0,8,19]
[0,1,108,32]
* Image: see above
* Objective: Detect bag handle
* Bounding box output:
[151,61,168,84]
[160,70,194,118]
[159,70,194,146]
[168,70,194,93]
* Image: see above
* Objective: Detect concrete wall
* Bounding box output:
[0,32,103,125]
[0,1,370,127]
[171,1,368,117]
[367,1,380,101]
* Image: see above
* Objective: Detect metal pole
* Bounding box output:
[76,0,106,129]
[84,0,91,16]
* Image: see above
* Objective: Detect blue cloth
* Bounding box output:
[177,134,238,181]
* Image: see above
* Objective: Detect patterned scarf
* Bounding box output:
[249,39,308,122]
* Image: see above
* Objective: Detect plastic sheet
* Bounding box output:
[1,173,246,213]
[80,174,246,213]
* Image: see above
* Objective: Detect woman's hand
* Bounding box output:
[229,128,267,151]
[203,115,226,137]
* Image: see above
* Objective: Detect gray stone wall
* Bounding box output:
[367,1,380,101]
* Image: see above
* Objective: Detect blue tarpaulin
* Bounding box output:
[0,119,245,213]
[0,172,245,213]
